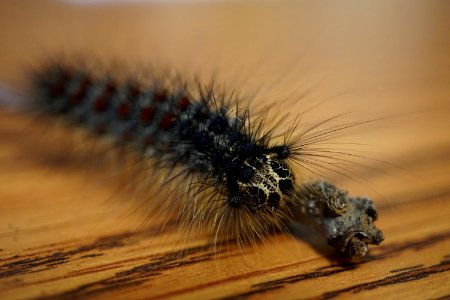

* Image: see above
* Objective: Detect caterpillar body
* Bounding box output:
[30,61,384,258]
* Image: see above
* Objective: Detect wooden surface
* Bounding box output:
[1,1,450,299]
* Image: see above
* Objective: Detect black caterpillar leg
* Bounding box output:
[289,181,384,257]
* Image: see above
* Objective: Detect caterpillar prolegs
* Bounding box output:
[31,61,384,258]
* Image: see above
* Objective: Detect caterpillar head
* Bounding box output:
[228,145,295,212]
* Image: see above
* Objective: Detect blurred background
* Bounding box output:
[1,0,449,192]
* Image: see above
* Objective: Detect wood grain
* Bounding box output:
[1,1,449,299]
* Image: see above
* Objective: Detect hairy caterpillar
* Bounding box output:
[29,59,384,258]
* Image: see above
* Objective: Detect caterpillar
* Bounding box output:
[29,59,384,258]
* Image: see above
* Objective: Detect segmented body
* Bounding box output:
[33,63,296,242]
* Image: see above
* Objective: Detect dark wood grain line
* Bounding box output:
[145,257,325,300]
[1,241,243,289]
[0,220,179,266]
[219,265,357,300]
[152,231,450,300]
[79,253,104,259]
[218,231,450,299]
[319,258,450,300]
[32,243,232,299]
[0,230,146,278]
[0,252,72,279]
[389,264,424,273]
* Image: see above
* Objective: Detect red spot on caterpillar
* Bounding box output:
[129,84,141,98]
[93,82,116,112]
[178,96,190,110]
[117,102,131,119]
[50,72,70,98]
[104,82,117,94]
[70,77,91,105]
[160,113,175,130]
[93,94,109,112]
[50,83,65,98]
[154,90,167,102]
[140,106,155,123]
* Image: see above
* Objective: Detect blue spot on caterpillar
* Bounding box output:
[30,60,384,258]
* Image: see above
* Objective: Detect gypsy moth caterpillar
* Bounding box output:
[26,58,384,257]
